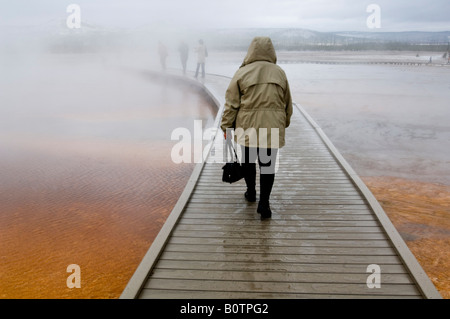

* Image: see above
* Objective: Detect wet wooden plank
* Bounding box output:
[177,218,379,227]
[199,170,352,176]
[158,251,403,265]
[155,260,410,274]
[144,278,421,296]
[201,163,343,170]
[197,177,355,184]
[187,198,367,205]
[174,224,384,234]
[168,237,392,248]
[150,269,415,284]
[171,230,388,241]
[190,194,364,200]
[139,289,422,299]
[268,204,371,211]
[164,243,397,256]
[181,207,374,215]
[179,212,378,221]
[193,188,355,197]
[184,203,371,211]
[192,185,360,192]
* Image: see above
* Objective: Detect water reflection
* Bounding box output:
[0,53,215,298]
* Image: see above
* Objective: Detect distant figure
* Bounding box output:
[220,37,293,220]
[194,39,208,78]
[158,41,168,71]
[178,41,189,75]
[428,56,432,64]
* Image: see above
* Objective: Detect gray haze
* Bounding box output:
[1,0,449,32]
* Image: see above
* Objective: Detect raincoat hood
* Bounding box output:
[222,36,292,148]
[241,37,277,67]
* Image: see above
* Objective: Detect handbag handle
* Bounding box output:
[225,134,240,163]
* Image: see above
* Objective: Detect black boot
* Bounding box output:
[245,190,256,202]
[258,172,274,220]
[256,148,277,220]
[257,201,272,220]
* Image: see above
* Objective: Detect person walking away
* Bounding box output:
[221,36,293,220]
[158,41,168,71]
[194,39,207,78]
[178,41,189,75]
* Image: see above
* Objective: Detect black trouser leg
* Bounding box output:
[240,146,278,201]
[240,146,257,195]
[243,163,256,194]
[259,173,275,203]
[258,148,278,203]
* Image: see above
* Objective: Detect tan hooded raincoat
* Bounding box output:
[221,37,293,148]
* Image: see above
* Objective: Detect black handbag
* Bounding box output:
[222,138,244,184]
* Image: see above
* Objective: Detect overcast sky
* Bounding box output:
[1,0,449,32]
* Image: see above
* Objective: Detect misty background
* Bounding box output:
[1,0,450,54]
[1,0,450,31]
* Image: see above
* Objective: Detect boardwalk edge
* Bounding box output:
[294,103,442,299]
[120,71,225,299]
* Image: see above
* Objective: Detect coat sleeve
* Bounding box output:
[284,79,293,128]
[220,74,241,132]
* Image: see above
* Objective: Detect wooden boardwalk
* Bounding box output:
[120,73,441,299]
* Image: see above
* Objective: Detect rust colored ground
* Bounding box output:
[0,139,194,299]
[0,61,215,299]
[363,176,450,299]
